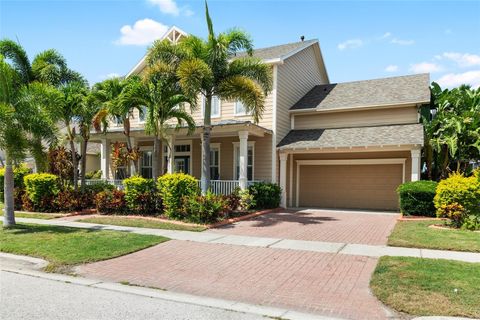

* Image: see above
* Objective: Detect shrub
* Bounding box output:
[0,164,32,201]
[227,188,256,212]
[437,202,466,228]
[123,176,158,215]
[95,190,126,214]
[397,180,438,216]
[180,192,228,224]
[157,173,199,219]
[248,182,281,209]
[462,214,480,231]
[54,189,96,212]
[434,172,480,217]
[84,181,115,194]
[85,170,102,179]
[24,173,60,206]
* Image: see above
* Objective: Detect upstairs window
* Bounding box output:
[202,95,220,118]
[139,106,147,122]
[234,100,247,116]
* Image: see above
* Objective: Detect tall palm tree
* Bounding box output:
[0,56,58,227]
[0,39,84,171]
[92,77,142,176]
[78,91,101,190]
[121,71,196,180]
[172,2,272,193]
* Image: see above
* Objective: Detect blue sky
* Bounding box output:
[1,0,479,88]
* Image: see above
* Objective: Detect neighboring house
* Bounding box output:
[90,26,430,211]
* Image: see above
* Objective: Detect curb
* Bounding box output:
[0,264,342,320]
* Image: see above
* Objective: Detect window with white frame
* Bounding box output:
[113,115,123,126]
[140,150,153,178]
[210,146,220,180]
[234,100,247,116]
[234,144,254,181]
[139,106,147,122]
[202,95,220,118]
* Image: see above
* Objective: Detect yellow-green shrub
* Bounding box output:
[157,173,199,219]
[24,173,60,205]
[123,176,158,215]
[434,172,480,219]
[0,164,32,201]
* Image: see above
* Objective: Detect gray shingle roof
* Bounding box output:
[235,39,317,61]
[277,124,424,150]
[290,74,430,111]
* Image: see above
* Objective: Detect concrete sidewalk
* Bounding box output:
[14,217,480,263]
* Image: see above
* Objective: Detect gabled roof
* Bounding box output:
[290,74,430,112]
[277,124,424,150]
[234,39,318,63]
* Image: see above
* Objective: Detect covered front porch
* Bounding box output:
[89,121,273,194]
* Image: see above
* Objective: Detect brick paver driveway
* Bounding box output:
[79,241,391,320]
[79,209,399,319]
[212,209,399,245]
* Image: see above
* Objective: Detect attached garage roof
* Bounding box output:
[277,124,424,150]
[290,74,430,111]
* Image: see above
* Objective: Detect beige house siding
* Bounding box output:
[86,154,100,173]
[276,46,327,144]
[290,151,412,207]
[294,106,419,130]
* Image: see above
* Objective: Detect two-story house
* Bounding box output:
[90,26,429,211]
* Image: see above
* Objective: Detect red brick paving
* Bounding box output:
[211,209,398,245]
[79,240,392,320]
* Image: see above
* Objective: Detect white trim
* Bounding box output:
[280,40,319,61]
[162,139,193,175]
[210,143,221,180]
[290,114,295,130]
[271,64,278,183]
[289,101,428,114]
[278,145,420,153]
[289,153,293,207]
[232,141,255,181]
[295,158,407,207]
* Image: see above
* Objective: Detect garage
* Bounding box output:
[297,161,404,211]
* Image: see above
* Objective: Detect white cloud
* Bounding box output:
[436,70,480,88]
[380,32,392,39]
[409,62,443,74]
[115,19,169,46]
[146,0,193,16]
[100,73,120,80]
[441,52,480,68]
[147,0,179,16]
[337,39,363,51]
[385,65,399,72]
[391,38,415,46]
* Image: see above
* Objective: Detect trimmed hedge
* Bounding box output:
[180,192,228,224]
[123,176,158,215]
[0,165,32,201]
[24,173,60,206]
[434,172,480,218]
[397,180,438,216]
[157,173,199,219]
[248,182,281,209]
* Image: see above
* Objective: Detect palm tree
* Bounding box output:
[92,77,142,176]
[0,39,84,171]
[0,57,58,227]
[121,70,196,180]
[78,91,101,190]
[172,2,272,193]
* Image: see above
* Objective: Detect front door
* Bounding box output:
[174,156,190,175]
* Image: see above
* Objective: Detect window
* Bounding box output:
[140,151,153,178]
[210,147,220,180]
[139,106,147,122]
[175,144,191,153]
[202,95,220,118]
[234,145,253,181]
[115,166,127,179]
[234,100,247,116]
[114,115,123,126]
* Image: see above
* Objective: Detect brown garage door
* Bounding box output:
[299,164,403,211]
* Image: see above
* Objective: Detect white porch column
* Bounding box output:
[279,153,288,208]
[130,137,137,176]
[100,139,110,179]
[167,135,175,174]
[238,131,249,190]
[411,149,421,181]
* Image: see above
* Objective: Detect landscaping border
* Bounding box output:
[207,208,282,228]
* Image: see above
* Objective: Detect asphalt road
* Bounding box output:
[0,271,264,320]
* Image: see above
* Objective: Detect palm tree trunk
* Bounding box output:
[201,95,212,195]
[69,139,79,191]
[152,135,161,180]
[80,138,88,191]
[124,120,137,176]
[3,154,15,227]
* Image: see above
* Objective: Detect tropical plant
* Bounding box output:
[122,41,197,179]
[47,146,80,188]
[423,83,480,179]
[150,2,272,193]
[92,77,142,175]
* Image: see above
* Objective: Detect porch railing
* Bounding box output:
[85,179,124,190]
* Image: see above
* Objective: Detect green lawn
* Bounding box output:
[388,220,480,252]
[1,211,64,219]
[0,223,168,268]
[79,216,206,232]
[371,256,480,318]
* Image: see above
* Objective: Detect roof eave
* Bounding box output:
[289,100,430,114]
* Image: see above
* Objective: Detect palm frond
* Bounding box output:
[177,58,213,97]
[0,39,32,84]
[228,57,272,94]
